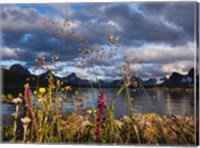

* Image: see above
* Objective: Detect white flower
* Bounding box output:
[38,97,46,104]
[58,98,62,102]
[12,112,18,119]
[12,97,22,105]
[21,117,31,125]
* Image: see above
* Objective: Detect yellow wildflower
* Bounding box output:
[146,126,156,134]
[61,88,64,91]
[18,93,23,97]
[75,90,79,95]
[37,110,43,118]
[65,85,71,91]
[39,87,46,94]
[57,80,61,86]
[24,83,29,89]
[146,113,154,121]
[1,94,6,100]
[7,94,12,100]
[33,91,37,95]
[86,109,92,114]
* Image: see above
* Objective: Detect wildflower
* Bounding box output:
[24,83,29,89]
[75,91,79,95]
[146,113,154,121]
[21,116,31,142]
[65,85,71,91]
[24,83,33,120]
[12,97,22,105]
[76,61,84,67]
[57,80,61,86]
[38,98,44,104]
[58,98,63,104]
[39,87,46,94]
[7,94,12,100]
[37,110,43,118]
[18,93,23,97]
[33,91,37,95]
[12,112,18,119]
[107,34,118,45]
[21,116,31,126]
[146,126,156,134]
[95,91,107,142]
[1,94,6,100]
[35,56,45,67]
[86,109,92,114]
[51,54,59,63]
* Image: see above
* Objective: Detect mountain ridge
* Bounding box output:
[2,64,196,95]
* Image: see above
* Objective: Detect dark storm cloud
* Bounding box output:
[138,2,196,41]
[1,5,81,63]
[64,2,196,47]
[103,3,192,46]
[1,2,196,79]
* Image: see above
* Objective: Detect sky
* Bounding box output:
[0,2,198,81]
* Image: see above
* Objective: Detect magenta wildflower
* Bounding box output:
[95,91,107,142]
[24,84,32,109]
[24,83,33,138]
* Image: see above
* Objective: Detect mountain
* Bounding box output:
[188,68,194,78]
[2,64,196,95]
[2,65,61,94]
[63,73,90,87]
[10,64,30,75]
[39,70,63,82]
[161,68,194,88]
[99,80,109,87]
[109,76,143,88]
[143,78,157,87]
[109,79,123,87]
[2,67,37,95]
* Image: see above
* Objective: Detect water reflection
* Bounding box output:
[1,88,194,118]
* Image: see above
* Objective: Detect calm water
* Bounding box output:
[1,88,195,118]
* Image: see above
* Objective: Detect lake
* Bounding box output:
[1,88,195,118]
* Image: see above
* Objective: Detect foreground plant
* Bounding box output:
[21,117,31,142]
[95,92,107,142]
[12,97,22,140]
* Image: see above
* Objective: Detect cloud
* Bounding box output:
[138,2,195,41]
[138,60,194,78]
[1,5,82,63]
[48,3,72,17]
[1,2,196,80]
[123,42,195,64]
[1,46,19,59]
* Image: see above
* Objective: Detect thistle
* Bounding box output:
[95,91,107,143]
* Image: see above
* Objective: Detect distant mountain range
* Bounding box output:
[1,64,197,94]
[160,68,195,88]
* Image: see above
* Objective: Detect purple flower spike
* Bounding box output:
[95,91,107,143]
